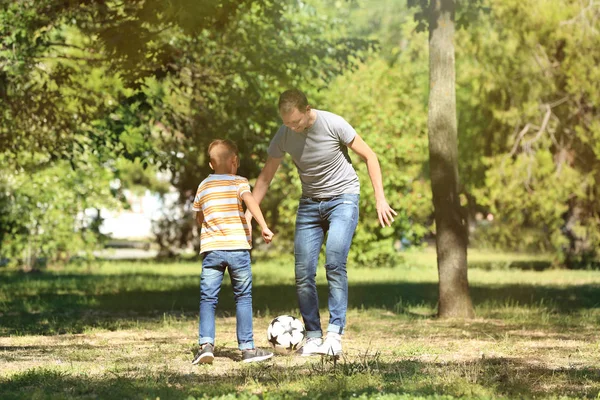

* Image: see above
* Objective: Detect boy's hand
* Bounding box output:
[262,227,274,244]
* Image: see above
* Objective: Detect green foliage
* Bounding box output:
[315,0,600,267]
[285,4,430,265]
[472,150,583,256]
[315,0,414,63]
[0,0,373,264]
[3,0,600,268]
[254,16,433,265]
[1,0,373,164]
[322,50,432,265]
[0,158,118,269]
[457,0,600,266]
[114,158,170,197]
[407,0,490,32]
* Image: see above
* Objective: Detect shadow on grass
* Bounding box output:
[469,259,600,271]
[1,356,598,399]
[372,357,600,399]
[1,269,600,336]
[469,260,553,271]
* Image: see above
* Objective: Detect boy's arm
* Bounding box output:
[195,210,204,226]
[241,191,274,243]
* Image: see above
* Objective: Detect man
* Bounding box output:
[246,89,396,356]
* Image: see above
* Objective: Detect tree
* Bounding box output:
[0,157,119,270]
[424,0,474,317]
[458,0,600,267]
[319,0,600,270]
[313,0,432,265]
[0,0,372,168]
[0,0,374,265]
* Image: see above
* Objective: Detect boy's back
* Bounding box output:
[193,174,252,254]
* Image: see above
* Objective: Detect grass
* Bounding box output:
[1,251,600,399]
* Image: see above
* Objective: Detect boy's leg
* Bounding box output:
[199,251,226,346]
[294,198,326,339]
[226,250,254,351]
[322,194,359,336]
[228,251,274,363]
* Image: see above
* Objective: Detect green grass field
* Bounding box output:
[1,250,599,399]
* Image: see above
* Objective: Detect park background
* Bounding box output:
[1,0,599,398]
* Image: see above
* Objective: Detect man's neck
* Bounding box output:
[306,109,317,130]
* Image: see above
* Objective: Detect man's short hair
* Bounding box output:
[278,89,309,114]
[208,139,238,165]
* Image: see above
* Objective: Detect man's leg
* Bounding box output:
[226,250,255,351]
[322,194,359,336]
[294,198,326,339]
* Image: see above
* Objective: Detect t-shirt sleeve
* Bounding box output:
[237,178,251,200]
[192,183,203,211]
[267,126,287,158]
[335,116,357,145]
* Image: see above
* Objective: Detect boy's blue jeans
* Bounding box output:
[294,193,359,339]
[199,250,254,351]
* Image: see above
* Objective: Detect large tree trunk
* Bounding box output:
[428,0,474,318]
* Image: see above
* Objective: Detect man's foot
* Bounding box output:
[192,343,214,365]
[316,333,342,356]
[241,348,273,363]
[296,337,323,357]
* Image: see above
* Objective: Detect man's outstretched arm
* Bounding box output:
[347,134,397,227]
[245,156,283,225]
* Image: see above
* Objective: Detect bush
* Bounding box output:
[0,160,118,270]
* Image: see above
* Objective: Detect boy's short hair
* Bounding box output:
[278,89,309,114]
[208,139,239,166]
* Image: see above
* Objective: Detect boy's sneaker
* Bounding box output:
[316,334,342,357]
[241,348,273,363]
[296,337,323,357]
[192,343,214,365]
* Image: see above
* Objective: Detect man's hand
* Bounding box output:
[377,199,397,228]
[262,227,274,244]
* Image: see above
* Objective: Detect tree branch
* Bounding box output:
[37,55,108,63]
[560,0,598,25]
[524,104,552,148]
[46,42,89,51]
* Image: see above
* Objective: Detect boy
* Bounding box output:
[191,139,274,364]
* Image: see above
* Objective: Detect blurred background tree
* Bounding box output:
[0,0,373,268]
[1,0,599,269]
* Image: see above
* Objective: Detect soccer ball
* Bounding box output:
[267,315,306,354]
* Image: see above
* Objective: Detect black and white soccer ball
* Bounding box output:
[267,315,306,354]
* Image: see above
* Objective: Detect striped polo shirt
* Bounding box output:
[192,174,252,253]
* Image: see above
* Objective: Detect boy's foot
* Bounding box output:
[192,343,214,365]
[241,348,273,363]
[296,337,323,357]
[316,334,342,357]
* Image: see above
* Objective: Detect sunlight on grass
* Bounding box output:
[1,251,600,399]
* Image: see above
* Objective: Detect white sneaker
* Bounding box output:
[297,337,323,357]
[316,333,342,356]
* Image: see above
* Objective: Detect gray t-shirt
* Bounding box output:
[268,109,361,198]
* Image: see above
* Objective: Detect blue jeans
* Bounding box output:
[199,250,254,350]
[294,193,359,338]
